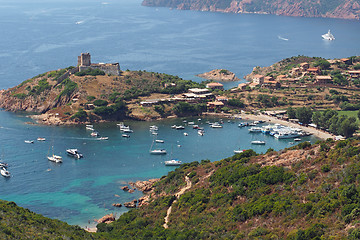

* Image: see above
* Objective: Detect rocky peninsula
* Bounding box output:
[197,69,239,81]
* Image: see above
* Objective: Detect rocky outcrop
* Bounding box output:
[97,213,115,224]
[142,0,360,20]
[197,69,239,82]
[124,199,137,208]
[112,203,122,207]
[129,179,160,193]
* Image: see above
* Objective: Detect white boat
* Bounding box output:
[183,132,188,136]
[150,149,167,155]
[234,149,245,154]
[211,123,223,128]
[123,129,133,133]
[198,130,204,136]
[155,139,164,143]
[274,131,300,139]
[0,162,8,168]
[37,137,46,141]
[97,137,109,140]
[122,134,130,138]
[66,149,83,159]
[151,132,158,135]
[165,159,182,166]
[86,126,94,131]
[0,167,10,177]
[24,140,34,144]
[47,154,62,163]
[294,138,302,141]
[248,127,262,133]
[91,132,99,137]
[251,140,265,145]
[171,125,177,129]
[86,124,93,128]
[176,125,185,130]
[150,125,158,131]
[322,30,335,40]
[188,122,195,125]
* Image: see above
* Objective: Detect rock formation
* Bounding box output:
[197,69,239,81]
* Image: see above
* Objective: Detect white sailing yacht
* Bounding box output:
[322,30,335,40]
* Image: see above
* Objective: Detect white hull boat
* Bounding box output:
[165,159,182,166]
[251,141,265,145]
[1,167,10,177]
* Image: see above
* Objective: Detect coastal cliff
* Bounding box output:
[197,69,239,81]
[142,0,360,20]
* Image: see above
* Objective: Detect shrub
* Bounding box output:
[93,99,108,107]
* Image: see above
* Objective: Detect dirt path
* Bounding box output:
[163,175,192,229]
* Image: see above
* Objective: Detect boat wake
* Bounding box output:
[75,20,84,25]
[278,36,289,41]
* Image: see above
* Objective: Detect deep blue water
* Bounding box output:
[0,0,359,227]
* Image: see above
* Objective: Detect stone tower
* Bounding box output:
[78,53,91,66]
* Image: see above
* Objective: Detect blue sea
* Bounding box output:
[0,0,359,227]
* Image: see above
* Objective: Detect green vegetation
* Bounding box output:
[93,101,128,120]
[71,109,88,122]
[48,69,67,81]
[93,99,108,107]
[57,78,78,99]
[28,79,51,96]
[0,200,96,239]
[228,98,245,108]
[12,93,27,99]
[172,102,206,117]
[75,68,105,76]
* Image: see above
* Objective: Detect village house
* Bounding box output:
[263,77,281,89]
[215,96,228,102]
[349,70,360,78]
[300,62,309,70]
[291,67,301,77]
[237,83,248,91]
[252,74,264,85]
[315,75,332,85]
[183,88,213,99]
[307,67,320,75]
[207,101,224,111]
[206,82,224,90]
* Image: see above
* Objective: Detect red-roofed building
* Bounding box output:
[315,75,332,84]
[349,70,360,78]
[307,67,320,75]
[206,82,224,90]
[252,74,264,85]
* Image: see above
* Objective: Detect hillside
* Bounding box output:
[96,139,360,239]
[142,0,360,20]
[0,200,97,240]
[0,68,203,124]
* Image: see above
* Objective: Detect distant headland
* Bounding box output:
[142,0,360,20]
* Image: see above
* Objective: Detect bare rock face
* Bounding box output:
[130,179,160,193]
[197,69,239,82]
[112,203,122,207]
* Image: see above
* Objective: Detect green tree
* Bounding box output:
[287,107,296,119]
[296,107,313,124]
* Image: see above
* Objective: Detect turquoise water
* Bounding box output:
[0,0,359,227]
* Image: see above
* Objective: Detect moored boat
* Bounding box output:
[122,134,130,138]
[47,154,62,163]
[0,167,10,177]
[37,137,46,141]
[66,149,83,159]
[150,149,167,155]
[251,140,266,145]
[155,139,164,143]
[234,149,245,154]
[248,127,262,133]
[322,29,335,40]
[165,159,182,166]
[24,140,34,144]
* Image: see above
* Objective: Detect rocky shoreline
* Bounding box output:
[197,69,239,82]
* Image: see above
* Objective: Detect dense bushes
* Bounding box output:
[75,68,105,76]
[172,102,206,117]
[93,101,128,120]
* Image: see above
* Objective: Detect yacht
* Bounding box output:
[24,140,34,144]
[322,30,335,40]
[66,149,83,159]
[183,132,188,136]
[149,125,158,131]
[234,149,245,154]
[294,138,302,141]
[274,131,300,139]
[211,123,223,128]
[0,162,8,168]
[150,149,167,155]
[37,137,46,141]
[176,125,185,130]
[165,159,182,166]
[47,154,62,163]
[248,127,262,133]
[251,140,266,145]
[0,167,10,177]
[97,137,109,140]
[91,132,99,137]
[198,130,204,136]
[122,134,130,138]
[155,139,164,143]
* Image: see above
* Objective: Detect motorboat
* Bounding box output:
[188,122,195,125]
[91,132,99,137]
[86,126,94,131]
[322,30,335,40]
[150,149,167,155]
[155,139,164,143]
[37,137,46,141]
[294,138,302,141]
[193,125,199,129]
[0,162,8,168]
[150,125,158,131]
[0,167,10,177]
[251,141,266,145]
[47,154,62,163]
[123,129,133,133]
[122,134,130,138]
[24,140,34,144]
[165,159,182,166]
[97,137,109,140]
[86,124,93,128]
[248,127,262,133]
[66,149,83,159]
[171,125,177,129]
[176,125,185,130]
[274,131,300,139]
[234,149,245,154]
[211,123,223,128]
[183,132,188,136]
[198,130,204,136]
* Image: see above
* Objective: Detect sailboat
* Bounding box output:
[149,139,167,155]
[47,146,62,163]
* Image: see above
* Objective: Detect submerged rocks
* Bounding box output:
[112,203,122,208]
[121,186,129,191]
